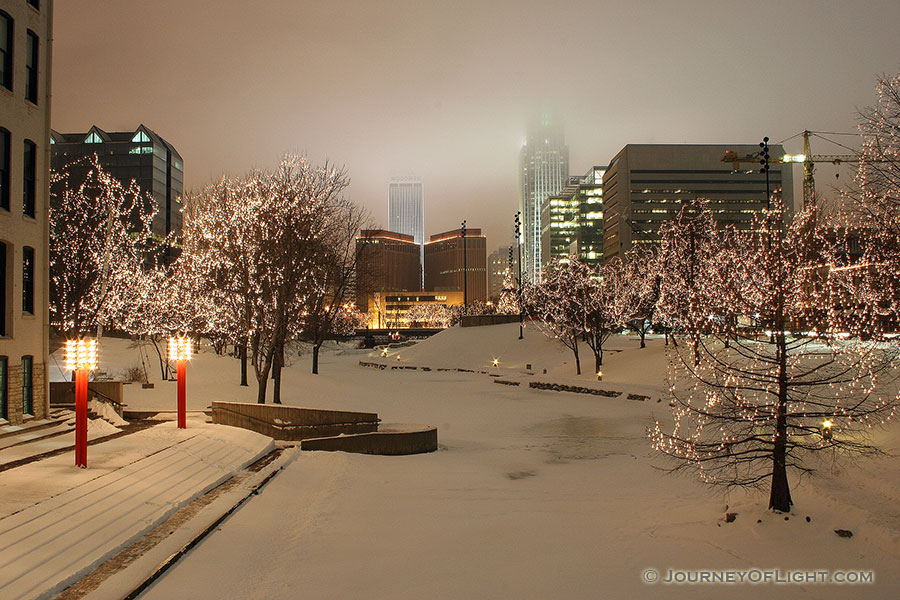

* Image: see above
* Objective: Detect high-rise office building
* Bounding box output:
[355,229,421,313]
[487,245,514,301]
[0,0,53,425]
[540,166,605,269]
[602,144,793,263]
[519,113,568,283]
[388,176,424,286]
[541,176,581,268]
[50,125,184,245]
[424,227,487,304]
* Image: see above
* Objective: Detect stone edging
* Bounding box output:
[360,360,661,402]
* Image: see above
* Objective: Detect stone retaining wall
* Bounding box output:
[460,314,522,327]
[301,425,438,455]
[211,402,380,441]
[360,359,661,402]
[50,381,125,415]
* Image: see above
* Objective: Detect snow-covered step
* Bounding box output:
[0,421,75,451]
[0,420,122,469]
[0,419,60,440]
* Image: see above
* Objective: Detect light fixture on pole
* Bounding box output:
[514,211,524,340]
[169,336,193,429]
[460,220,467,307]
[65,339,98,468]
[759,136,771,210]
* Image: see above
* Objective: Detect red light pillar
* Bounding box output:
[177,359,186,429]
[75,368,88,468]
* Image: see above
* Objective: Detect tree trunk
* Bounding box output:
[256,373,268,404]
[149,336,168,380]
[692,332,701,367]
[272,342,282,404]
[255,348,273,404]
[769,314,792,511]
[312,343,321,375]
[639,324,646,349]
[240,341,248,387]
[572,334,581,375]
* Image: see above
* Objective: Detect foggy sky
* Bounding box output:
[52,0,900,249]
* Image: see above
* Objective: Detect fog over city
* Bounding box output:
[52,0,900,247]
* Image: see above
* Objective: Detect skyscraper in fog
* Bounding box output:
[389,176,424,287]
[520,113,568,283]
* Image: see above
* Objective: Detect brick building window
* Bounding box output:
[0,127,9,211]
[0,241,6,335]
[0,11,11,91]
[0,356,7,420]
[21,355,32,415]
[22,246,33,314]
[25,30,38,104]
[23,139,35,217]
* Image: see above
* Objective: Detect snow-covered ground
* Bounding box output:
[0,420,273,600]
[37,325,900,598]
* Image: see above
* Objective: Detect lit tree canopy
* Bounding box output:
[50,155,162,338]
[650,201,900,512]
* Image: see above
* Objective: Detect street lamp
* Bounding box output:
[759,136,771,210]
[65,338,97,468]
[514,211,524,340]
[461,220,467,307]
[169,336,193,429]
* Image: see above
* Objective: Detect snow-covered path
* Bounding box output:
[0,421,273,600]
[130,328,900,600]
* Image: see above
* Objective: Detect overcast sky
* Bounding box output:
[52,0,900,249]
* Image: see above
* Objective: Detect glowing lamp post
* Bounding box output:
[169,337,193,429]
[65,339,97,468]
[822,419,833,441]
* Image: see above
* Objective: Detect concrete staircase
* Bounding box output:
[0,410,75,451]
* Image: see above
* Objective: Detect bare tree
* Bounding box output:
[296,197,369,376]
[523,260,585,374]
[616,246,661,349]
[650,201,900,511]
[656,199,722,364]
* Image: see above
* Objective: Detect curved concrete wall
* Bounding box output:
[301,424,437,455]
[211,402,379,441]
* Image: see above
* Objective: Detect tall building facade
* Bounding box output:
[0,0,52,424]
[602,144,793,263]
[574,166,605,268]
[50,125,184,244]
[355,229,421,313]
[487,244,513,301]
[541,176,581,268]
[388,176,424,286]
[540,166,605,270]
[519,113,568,283]
[424,228,487,303]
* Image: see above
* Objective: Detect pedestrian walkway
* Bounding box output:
[0,420,273,600]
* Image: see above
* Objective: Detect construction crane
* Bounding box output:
[722,130,862,209]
